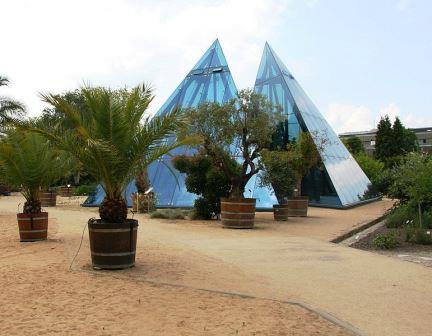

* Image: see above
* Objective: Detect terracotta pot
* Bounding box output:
[17,212,48,242]
[220,198,256,229]
[88,218,138,269]
[287,197,308,217]
[273,204,289,221]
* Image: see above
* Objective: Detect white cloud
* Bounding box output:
[324,103,374,133]
[0,0,291,116]
[326,102,432,134]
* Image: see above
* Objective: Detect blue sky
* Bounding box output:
[1,0,431,132]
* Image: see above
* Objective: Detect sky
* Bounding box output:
[1,0,431,133]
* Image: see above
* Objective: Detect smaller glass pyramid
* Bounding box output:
[255,43,372,207]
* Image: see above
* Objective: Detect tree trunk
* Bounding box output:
[294,177,302,197]
[230,180,245,199]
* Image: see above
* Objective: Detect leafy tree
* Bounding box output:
[342,136,365,155]
[0,130,68,213]
[21,84,196,223]
[389,153,432,218]
[354,152,384,182]
[173,151,231,219]
[179,89,277,199]
[0,76,25,132]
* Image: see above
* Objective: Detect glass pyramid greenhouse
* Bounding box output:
[254,42,372,207]
[84,39,252,207]
[84,40,373,209]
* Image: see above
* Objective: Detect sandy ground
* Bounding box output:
[0,194,353,336]
[3,195,430,336]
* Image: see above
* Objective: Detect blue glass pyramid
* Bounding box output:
[254,43,372,207]
[147,39,238,206]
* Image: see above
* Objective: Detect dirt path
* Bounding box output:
[3,195,429,336]
[0,195,351,336]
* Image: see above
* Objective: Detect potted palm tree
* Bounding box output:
[25,85,193,269]
[180,90,277,228]
[0,130,67,241]
[260,149,296,221]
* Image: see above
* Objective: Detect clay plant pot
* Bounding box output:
[88,218,138,269]
[220,198,256,229]
[287,196,309,217]
[273,204,289,221]
[59,186,75,197]
[17,212,48,242]
[39,190,57,207]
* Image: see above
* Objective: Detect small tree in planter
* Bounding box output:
[24,85,194,269]
[0,130,67,241]
[179,89,277,228]
[287,132,322,216]
[259,149,296,220]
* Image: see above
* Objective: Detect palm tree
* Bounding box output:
[0,130,68,213]
[0,76,25,130]
[24,84,195,223]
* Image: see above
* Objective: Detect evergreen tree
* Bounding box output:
[374,115,393,161]
[375,115,419,165]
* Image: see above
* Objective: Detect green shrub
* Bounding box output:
[150,208,186,220]
[73,184,97,196]
[406,228,432,245]
[372,232,399,249]
[386,204,415,228]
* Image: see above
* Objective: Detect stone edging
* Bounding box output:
[330,214,387,244]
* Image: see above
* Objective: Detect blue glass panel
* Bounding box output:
[254,42,372,207]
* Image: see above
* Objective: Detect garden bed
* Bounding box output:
[350,225,432,267]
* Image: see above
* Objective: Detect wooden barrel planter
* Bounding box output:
[17,212,48,242]
[287,197,309,217]
[220,198,256,229]
[39,191,57,207]
[273,204,289,221]
[59,186,75,197]
[88,218,138,269]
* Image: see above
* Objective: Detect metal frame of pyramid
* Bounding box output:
[84,40,375,209]
[254,43,373,207]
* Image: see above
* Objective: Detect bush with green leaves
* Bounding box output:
[372,232,399,249]
[354,153,384,182]
[73,184,97,196]
[173,151,231,219]
[405,227,432,245]
[386,204,416,228]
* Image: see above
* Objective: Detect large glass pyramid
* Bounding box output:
[254,43,372,207]
[147,39,239,206]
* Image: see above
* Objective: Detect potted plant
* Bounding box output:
[131,169,155,213]
[180,90,277,228]
[0,130,67,241]
[286,132,322,217]
[25,85,194,269]
[260,149,296,221]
